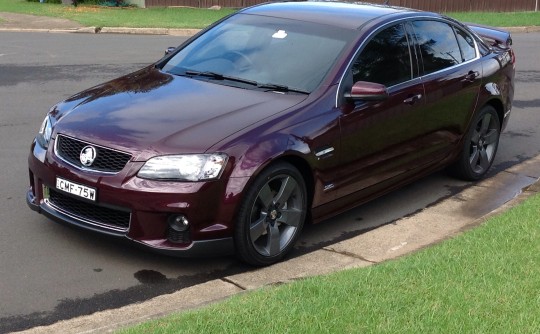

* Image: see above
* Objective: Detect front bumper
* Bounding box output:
[27,138,241,257]
[26,189,234,256]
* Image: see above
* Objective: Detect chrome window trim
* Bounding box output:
[336,16,482,107]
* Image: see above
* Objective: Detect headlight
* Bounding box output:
[36,115,53,148]
[138,154,228,181]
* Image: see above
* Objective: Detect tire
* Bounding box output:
[234,162,307,266]
[452,105,501,181]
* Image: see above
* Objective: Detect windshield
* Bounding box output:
[162,14,355,93]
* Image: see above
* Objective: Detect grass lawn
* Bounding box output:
[448,11,540,27]
[0,0,236,28]
[1,0,539,28]
[119,193,540,333]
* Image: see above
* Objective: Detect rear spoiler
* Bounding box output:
[466,23,513,48]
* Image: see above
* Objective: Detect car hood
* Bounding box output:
[52,67,307,161]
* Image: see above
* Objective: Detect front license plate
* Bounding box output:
[56,177,96,201]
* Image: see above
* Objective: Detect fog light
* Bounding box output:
[168,214,189,232]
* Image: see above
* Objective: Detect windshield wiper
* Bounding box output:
[185,70,258,86]
[256,83,309,95]
[183,70,309,95]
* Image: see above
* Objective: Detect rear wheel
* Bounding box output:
[234,162,307,266]
[452,105,501,181]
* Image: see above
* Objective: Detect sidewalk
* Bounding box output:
[0,12,201,35]
[0,12,83,30]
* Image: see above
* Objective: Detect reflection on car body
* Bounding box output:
[27,2,515,266]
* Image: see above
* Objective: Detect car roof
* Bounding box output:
[240,1,425,30]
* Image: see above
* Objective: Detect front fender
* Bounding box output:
[228,133,310,179]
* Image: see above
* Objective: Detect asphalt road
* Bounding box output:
[1,31,539,333]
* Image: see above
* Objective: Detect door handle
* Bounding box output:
[403,94,422,105]
[462,70,480,83]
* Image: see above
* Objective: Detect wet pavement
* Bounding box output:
[15,155,540,334]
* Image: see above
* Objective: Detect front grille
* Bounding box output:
[48,189,130,231]
[56,135,131,173]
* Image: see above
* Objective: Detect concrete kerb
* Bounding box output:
[84,25,540,36]
[14,154,540,334]
[95,27,201,36]
[0,26,202,36]
[504,26,540,33]
[0,28,82,34]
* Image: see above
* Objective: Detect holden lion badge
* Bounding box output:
[80,146,97,167]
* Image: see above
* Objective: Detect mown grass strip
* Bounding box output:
[448,11,540,27]
[119,193,540,333]
[0,0,235,29]
[2,0,540,29]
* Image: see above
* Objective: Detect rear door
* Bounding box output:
[410,20,483,159]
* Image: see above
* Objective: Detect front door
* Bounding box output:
[336,23,432,201]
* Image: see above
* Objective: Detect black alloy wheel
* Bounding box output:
[453,105,501,181]
[235,162,307,266]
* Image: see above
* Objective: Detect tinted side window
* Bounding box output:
[411,20,461,74]
[454,27,476,62]
[352,23,412,87]
[476,37,490,56]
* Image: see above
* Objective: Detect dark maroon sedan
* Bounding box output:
[27,2,515,265]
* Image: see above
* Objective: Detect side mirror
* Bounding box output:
[344,81,388,100]
[164,47,176,56]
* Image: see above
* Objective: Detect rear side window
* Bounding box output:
[454,27,477,62]
[475,36,491,56]
[352,23,412,87]
[411,20,461,74]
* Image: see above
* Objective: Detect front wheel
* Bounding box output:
[234,162,307,266]
[452,105,501,181]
